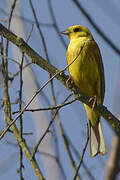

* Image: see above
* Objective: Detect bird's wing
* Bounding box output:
[87,40,105,103]
[66,39,105,103]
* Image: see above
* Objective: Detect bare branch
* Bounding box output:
[0,8,54,27]
[72,0,120,55]
[0,0,45,177]
[104,134,120,180]
[47,0,67,48]
[0,23,120,136]
[73,126,89,180]
[18,52,24,179]
[13,96,77,113]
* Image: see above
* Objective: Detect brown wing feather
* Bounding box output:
[82,40,105,103]
[66,39,105,104]
[91,41,105,103]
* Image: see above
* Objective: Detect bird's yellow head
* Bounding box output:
[61,25,93,40]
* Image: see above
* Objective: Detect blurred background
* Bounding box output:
[0,0,120,179]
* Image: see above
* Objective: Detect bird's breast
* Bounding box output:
[67,39,98,96]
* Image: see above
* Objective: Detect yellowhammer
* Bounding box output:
[61,25,107,157]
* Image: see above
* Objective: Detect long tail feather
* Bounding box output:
[89,120,107,157]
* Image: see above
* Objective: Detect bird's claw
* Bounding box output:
[66,76,73,87]
[89,96,97,110]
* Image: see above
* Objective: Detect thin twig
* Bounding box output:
[18,27,35,176]
[26,24,34,42]
[0,1,45,177]
[73,0,120,55]
[0,23,120,135]
[66,134,95,180]
[104,134,120,180]
[13,96,77,113]
[56,95,81,180]
[32,94,72,158]
[29,0,49,61]
[18,52,24,179]
[11,62,32,80]
[32,110,58,157]
[47,0,67,48]
[73,125,89,180]
[0,8,54,27]
[29,0,59,148]
[0,54,20,65]
[6,140,67,180]
[0,42,85,140]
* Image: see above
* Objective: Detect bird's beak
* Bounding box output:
[61,30,70,35]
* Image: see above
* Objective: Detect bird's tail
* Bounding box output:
[89,120,107,157]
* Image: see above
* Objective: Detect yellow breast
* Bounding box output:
[67,39,100,97]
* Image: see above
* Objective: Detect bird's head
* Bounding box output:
[61,25,93,40]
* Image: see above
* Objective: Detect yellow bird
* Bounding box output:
[61,25,107,157]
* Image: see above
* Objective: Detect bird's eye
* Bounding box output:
[74,27,80,32]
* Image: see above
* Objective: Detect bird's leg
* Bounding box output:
[89,96,97,110]
[66,75,73,87]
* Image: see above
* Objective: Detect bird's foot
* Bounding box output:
[89,96,97,110]
[66,76,73,88]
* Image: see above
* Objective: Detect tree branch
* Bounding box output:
[104,134,120,180]
[1,18,44,179]
[0,23,120,136]
[72,0,120,56]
